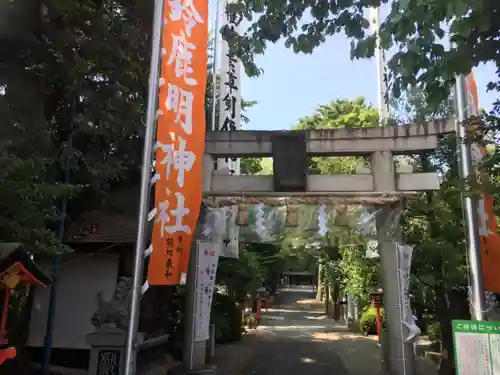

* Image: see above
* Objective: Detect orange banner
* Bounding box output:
[465,73,500,292]
[147,0,208,285]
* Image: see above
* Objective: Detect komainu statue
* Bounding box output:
[91,277,132,330]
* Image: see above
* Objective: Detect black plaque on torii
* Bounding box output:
[271,132,308,192]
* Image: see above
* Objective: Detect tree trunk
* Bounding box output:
[316,263,324,301]
[436,286,470,375]
[331,283,341,320]
[437,307,455,375]
[324,282,330,315]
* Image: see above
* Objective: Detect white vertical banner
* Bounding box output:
[369,6,390,125]
[217,0,241,174]
[194,242,221,342]
[397,243,421,342]
[215,0,241,258]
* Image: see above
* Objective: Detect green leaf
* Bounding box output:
[398,0,410,11]
[454,0,471,16]
[351,37,375,59]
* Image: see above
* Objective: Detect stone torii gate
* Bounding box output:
[200,120,454,375]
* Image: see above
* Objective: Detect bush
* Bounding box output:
[427,321,441,344]
[244,315,258,329]
[211,293,243,343]
[360,307,385,335]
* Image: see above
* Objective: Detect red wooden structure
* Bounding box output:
[370,291,384,344]
[0,243,51,365]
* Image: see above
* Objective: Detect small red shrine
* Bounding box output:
[0,243,51,365]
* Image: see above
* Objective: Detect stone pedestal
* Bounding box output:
[87,328,143,375]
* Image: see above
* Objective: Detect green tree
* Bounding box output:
[280,98,380,315]
[0,0,263,355]
[217,248,265,299]
[1,0,153,215]
[0,0,154,356]
[394,85,500,374]
[240,158,264,174]
[403,140,471,375]
[224,0,500,104]
[294,97,378,173]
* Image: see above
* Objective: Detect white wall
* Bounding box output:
[27,253,120,349]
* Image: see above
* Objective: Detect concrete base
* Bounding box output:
[87,328,143,375]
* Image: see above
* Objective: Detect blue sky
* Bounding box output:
[208,0,499,132]
[241,36,499,131]
[241,35,377,130]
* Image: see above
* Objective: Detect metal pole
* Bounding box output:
[454,74,486,321]
[123,0,164,374]
[41,161,70,375]
[41,102,74,375]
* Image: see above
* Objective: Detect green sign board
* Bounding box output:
[452,319,500,374]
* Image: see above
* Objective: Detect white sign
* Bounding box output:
[194,242,221,342]
[397,243,421,342]
[453,320,500,374]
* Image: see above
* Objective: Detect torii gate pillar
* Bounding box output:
[372,151,416,375]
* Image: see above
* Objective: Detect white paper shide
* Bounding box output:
[194,242,221,342]
[397,243,421,342]
[221,206,239,258]
[203,207,239,258]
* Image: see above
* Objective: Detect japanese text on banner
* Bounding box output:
[217,0,241,175]
[148,0,209,286]
[194,242,220,341]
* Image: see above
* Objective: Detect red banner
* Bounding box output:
[465,73,500,292]
[147,0,208,285]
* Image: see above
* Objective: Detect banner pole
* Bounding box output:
[210,0,223,132]
[454,74,486,321]
[124,0,164,374]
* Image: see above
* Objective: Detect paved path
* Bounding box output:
[240,287,351,375]
[214,286,438,375]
